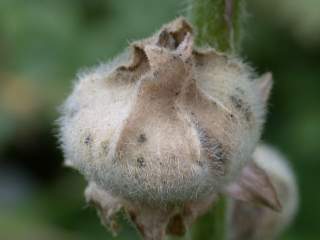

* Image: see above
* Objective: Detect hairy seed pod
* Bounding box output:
[58,18,285,239]
[59,17,271,203]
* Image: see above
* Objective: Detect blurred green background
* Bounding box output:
[0,0,319,239]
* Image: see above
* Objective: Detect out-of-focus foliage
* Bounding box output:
[0,0,319,239]
[252,0,320,47]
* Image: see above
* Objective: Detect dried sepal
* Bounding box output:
[225,161,282,211]
[85,182,123,236]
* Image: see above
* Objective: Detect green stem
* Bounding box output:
[174,1,246,239]
[190,196,227,240]
[188,0,246,53]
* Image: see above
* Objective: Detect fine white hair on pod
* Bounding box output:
[57,17,288,240]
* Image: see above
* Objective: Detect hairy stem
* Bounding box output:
[184,1,246,239]
[188,0,246,53]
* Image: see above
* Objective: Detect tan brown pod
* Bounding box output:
[58,18,284,240]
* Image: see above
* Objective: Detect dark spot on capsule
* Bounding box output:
[194,123,229,176]
[203,137,228,164]
[197,160,204,167]
[211,143,227,162]
[137,157,146,168]
[175,91,180,96]
[231,95,244,110]
[137,134,147,143]
[185,58,193,65]
[84,134,93,146]
[230,95,253,122]
[206,141,229,176]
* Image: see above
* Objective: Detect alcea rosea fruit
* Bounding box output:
[58,18,291,239]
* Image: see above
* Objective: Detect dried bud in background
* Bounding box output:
[58,18,289,239]
[228,145,298,240]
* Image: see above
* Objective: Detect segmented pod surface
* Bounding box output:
[59,18,270,205]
